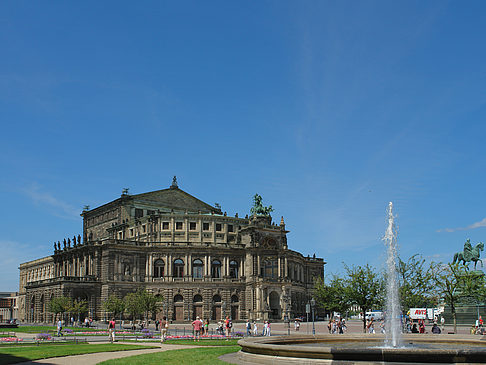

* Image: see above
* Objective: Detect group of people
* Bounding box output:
[410,319,427,334]
[328,317,347,334]
[69,316,93,328]
[471,315,484,335]
[243,319,272,336]
[192,316,233,341]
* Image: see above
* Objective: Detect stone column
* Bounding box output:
[257,255,261,277]
[284,257,288,278]
[167,254,171,278]
[184,254,188,276]
[255,287,260,312]
[207,254,211,277]
[278,256,281,278]
[188,253,192,279]
[240,257,244,278]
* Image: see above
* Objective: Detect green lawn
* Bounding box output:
[0,343,157,365]
[163,339,240,346]
[99,346,240,364]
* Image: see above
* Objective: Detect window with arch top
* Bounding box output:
[229,260,239,279]
[193,259,204,279]
[211,259,221,278]
[153,259,165,278]
[173,259,184,278]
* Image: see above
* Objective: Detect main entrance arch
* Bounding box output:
[269,291,280,319]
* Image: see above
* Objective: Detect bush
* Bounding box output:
[36,333,51,340]
[141,329,153,338]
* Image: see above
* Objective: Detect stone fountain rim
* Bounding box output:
[237,334,486,363]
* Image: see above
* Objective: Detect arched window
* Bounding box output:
[211,259,221,278]
[213,294,222,303]
[174,294,183,303]
[193,294,203,303]
[153,259,165,278]
[229,260,239,279]
[173,259,184,278]
[231,295,239,303]
[193,259,204,279]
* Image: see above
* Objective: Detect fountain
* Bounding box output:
[228,202,486,364]
[384,202,402,348]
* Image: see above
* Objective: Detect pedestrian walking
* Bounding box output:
[263,321,268,336]
[246,319,252,336]
[192,316,203,342]
[57,319,63,337]
[160,316,168,342]
[108,318,116,343]
[204,319,209,335]
[224,316,231,339]
[253,321,258,336]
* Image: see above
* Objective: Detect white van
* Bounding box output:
[365,311,384,321]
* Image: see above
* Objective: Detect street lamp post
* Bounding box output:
[283,293,290,335]
[305,301,310,334]
[222,301,226,320]
[310,298,316,335]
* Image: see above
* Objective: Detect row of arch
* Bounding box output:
[171,294,240,321]
[153,259,239,278]
[172,294,239,303]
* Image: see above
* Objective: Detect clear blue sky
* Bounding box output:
[1,1,486,292]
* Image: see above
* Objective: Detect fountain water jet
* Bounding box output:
[383,202,402,348]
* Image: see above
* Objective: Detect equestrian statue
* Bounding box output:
[452,239,484,270]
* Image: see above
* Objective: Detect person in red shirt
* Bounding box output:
[108,318,116,343]
[224,316,231,339]
[192,316,203,342]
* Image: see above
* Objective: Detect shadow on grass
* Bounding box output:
[0,353,31,365]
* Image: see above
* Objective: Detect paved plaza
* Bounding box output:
[4,319,479,365]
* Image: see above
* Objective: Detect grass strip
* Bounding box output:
[99,345,240,364]
[163,339,240,346]
[0,343,157,365]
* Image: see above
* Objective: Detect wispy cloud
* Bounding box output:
[22,183,79,219]
[437,218,486,233]
[0,240,49,292]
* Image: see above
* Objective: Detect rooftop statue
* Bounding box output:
[250,194,274,216]
[453,239,484,270]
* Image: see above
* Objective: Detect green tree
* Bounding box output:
[48,296,72,323]
[124,291,143,327]
[70,299,88,324]
[138,290,162,321]
[433,263,483,333]
[344,263,385,333]
[103,294,125,318]
[314,274,350,318]
[398,254,440,311]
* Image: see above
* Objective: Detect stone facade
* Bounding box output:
[19,180,325,323]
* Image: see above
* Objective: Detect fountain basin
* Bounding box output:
[235,334,486,364]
